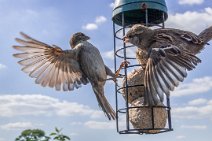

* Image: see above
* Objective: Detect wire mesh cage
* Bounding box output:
[112,0,173,135]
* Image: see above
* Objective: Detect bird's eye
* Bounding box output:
[128,35,132,38]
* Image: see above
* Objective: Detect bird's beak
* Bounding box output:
[86,36,90,40]
[85,35,90,40]
[122,36,129,43]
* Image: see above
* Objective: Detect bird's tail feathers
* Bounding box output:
[199,26,212,45]
[92,85,116,120]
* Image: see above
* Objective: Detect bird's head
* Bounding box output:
[70,32,90,48]
[123,24,152,46]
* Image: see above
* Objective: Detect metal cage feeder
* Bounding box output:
[112,0,173,135]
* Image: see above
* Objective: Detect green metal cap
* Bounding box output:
[112,0,168,26]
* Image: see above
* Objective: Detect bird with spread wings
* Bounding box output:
[122,24,212,106]
[13,32,126,120]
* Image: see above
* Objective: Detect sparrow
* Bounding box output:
[123,24,212,106]
[13,32,117,120]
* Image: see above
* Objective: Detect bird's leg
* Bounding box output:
[113,60,130,82]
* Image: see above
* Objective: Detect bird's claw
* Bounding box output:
[113,60,130,82]
[120,60,130,68]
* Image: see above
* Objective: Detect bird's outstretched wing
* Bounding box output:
[144,45,201,105]
[13,32,89,91]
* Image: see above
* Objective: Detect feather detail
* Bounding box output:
[125,24,206,106]
[144,46,201,105]
[13,32,89,91]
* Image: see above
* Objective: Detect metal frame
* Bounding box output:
[113,6,173,135]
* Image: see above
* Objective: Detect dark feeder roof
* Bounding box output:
[112,0,168,26]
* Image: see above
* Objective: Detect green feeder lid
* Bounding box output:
[112,0,168,26]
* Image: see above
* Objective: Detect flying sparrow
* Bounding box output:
[123,24,212,106]
[13,32,117,120]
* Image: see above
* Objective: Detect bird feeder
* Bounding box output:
[112,0,173,134]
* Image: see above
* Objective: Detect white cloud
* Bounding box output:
[0,95,102,118]
[70,132,79,136]
[172,76,212,97]
[82,23,98,30]
[0,122,35,130]
[173,99,212,119]
[70,122,83,126]
[176,135,186,139]
[103,50,114,60]
[84,115,126,130]
[82,16,107,31]
[166,7,212,34]
[178,0,204,5]
[188,98,208,106]
[109,2,115,8]
[95,16,107,24]
[208,100,212,105]
[180,125,207,130]
[103,45,137,60]
[0,64,6,70]
[0,138,6,141]
[84,121,115,129]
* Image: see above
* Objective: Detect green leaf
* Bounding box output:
[50,132,57,136]
[55,127,60,133]
[64,136,71,140]
[54,136,60,140]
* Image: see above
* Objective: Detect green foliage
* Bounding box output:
[50,127,71,141]
[15,129,50,141]
[15,128,71,141]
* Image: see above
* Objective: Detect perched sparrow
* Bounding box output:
[123,24,212,106]
[13,32,116,120]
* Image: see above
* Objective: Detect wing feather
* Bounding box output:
[151,62,165,102]
[144,45,201,105]
[13,32,89,91]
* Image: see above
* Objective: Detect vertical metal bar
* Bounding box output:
[167,96,172,130]
[151,107,155,129]
[122,12,130,131]
[162,12,165,29]
[162,14,172,131]
[113,22,119,133]
[145,7,148,26]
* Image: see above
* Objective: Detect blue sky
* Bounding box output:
[0,0,212,141]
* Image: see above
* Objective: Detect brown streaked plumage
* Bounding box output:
[13,32,116,120]
[124,24,212,106]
